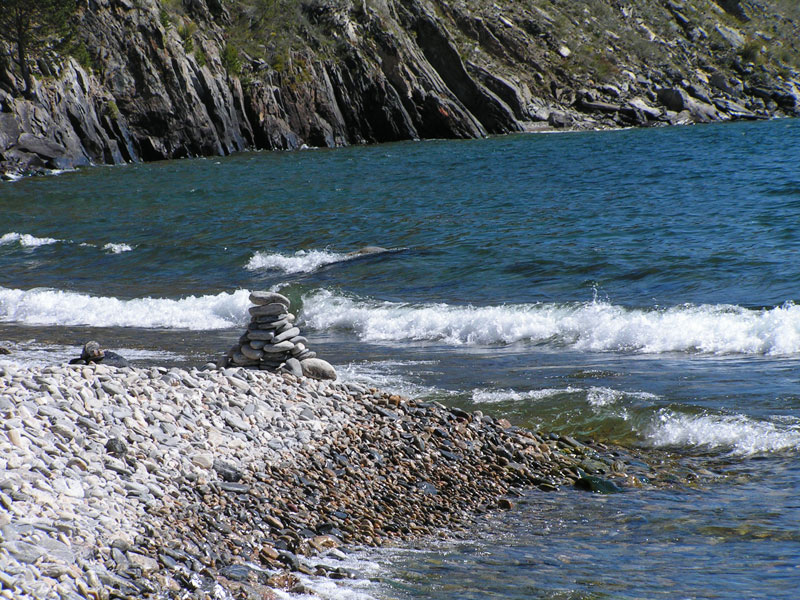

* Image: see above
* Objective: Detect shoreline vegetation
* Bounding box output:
[0,358,672,599]
[2,0,800,179]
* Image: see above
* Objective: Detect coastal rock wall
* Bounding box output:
[1,0,799,176]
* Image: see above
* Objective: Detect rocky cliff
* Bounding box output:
[1,0,799,178]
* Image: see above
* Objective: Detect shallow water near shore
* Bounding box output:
[2,119,800,598]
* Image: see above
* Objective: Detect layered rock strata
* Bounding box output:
[1,0,799,178]
[0,361,669,599]
[223,291,336,380]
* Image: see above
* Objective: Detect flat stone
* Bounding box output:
[213,460,242,482]
[247,329,275,341]
[127,551,159,573]
[300,358,337,381]
[249,303,288,317]
[53,478,84,498]
[240,344,263,361]
[262,341,295,353]
[231,352,259,366]
[1,541,46,564]
[219,482,250,494]
[249,291,290,307]
[101,381,125,396]
[255,313,293,324]
[191,453,214,469]
[273,327,300,343]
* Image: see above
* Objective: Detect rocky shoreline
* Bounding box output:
[0,359,664,599]
[2,0,799,179]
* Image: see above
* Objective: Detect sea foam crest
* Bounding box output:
[0,231,62,247]
[301,290,800,355]
[246,249,351,274]
[2,231,135,253]
[470,386,656,406]
[647,409,800,457]
[0,287,250,329]
[102,242,134,254]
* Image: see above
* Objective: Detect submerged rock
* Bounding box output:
[574,470,625,494]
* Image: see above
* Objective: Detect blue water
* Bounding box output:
[2,119,800,598]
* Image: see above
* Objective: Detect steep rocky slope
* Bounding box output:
[1,0,799,178]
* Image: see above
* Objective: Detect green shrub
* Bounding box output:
[70,42,93,70]
[178,21,198,53]
[221,43,242,75]
[739,39,762,63]
[107,100,120,119]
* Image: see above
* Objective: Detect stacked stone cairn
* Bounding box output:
[223,291,337,380]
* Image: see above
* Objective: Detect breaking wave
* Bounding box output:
[246,249,352,274]
[0,231,62,247]
[301,290,800,355]
[0,286,250,329]
[647,409,800,457]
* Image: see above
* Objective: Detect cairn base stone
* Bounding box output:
[300,358,337,381]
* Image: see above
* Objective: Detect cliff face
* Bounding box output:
[1,0,799,178]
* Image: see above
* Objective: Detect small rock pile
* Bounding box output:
[223,291,336,380]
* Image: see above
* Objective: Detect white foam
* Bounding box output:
[1,232,135,253]
[0,231,62,247]
[470,385,656,407]
[102,242,134,253]
[301,290,800,355]
[0,287,251,329]
[646,409,800,457]
[471,387,580,404]
[277,549,385,600]
[337,360,451,400]
[246,249,351,274]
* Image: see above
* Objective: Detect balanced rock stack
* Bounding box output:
[224,291,337,380]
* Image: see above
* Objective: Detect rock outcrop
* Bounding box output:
[1,0,799,178]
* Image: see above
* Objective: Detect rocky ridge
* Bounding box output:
[1,0,799,178]
[0,360,664,599]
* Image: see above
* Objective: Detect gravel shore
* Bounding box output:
[1,361,659,599]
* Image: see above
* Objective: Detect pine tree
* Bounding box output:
[0,0,77,97]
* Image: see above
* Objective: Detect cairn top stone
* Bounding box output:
[249,291,290,308]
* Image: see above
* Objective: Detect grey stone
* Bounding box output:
[231,352,258,367]
[127,551,159,573]
[273,327,300,343]
[300,358,337,381]
[246,329,275,341]
[1,541,46,564]
[249,291,290,307]
[249,303,288,317]
[240,344,263,361]
[284,358,303,378]
[262,341,295,353]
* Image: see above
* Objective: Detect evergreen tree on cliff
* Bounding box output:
[0,0,76,98]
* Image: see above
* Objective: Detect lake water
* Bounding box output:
[2,119,800,598]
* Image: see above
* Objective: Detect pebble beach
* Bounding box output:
[0,357,661,600]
